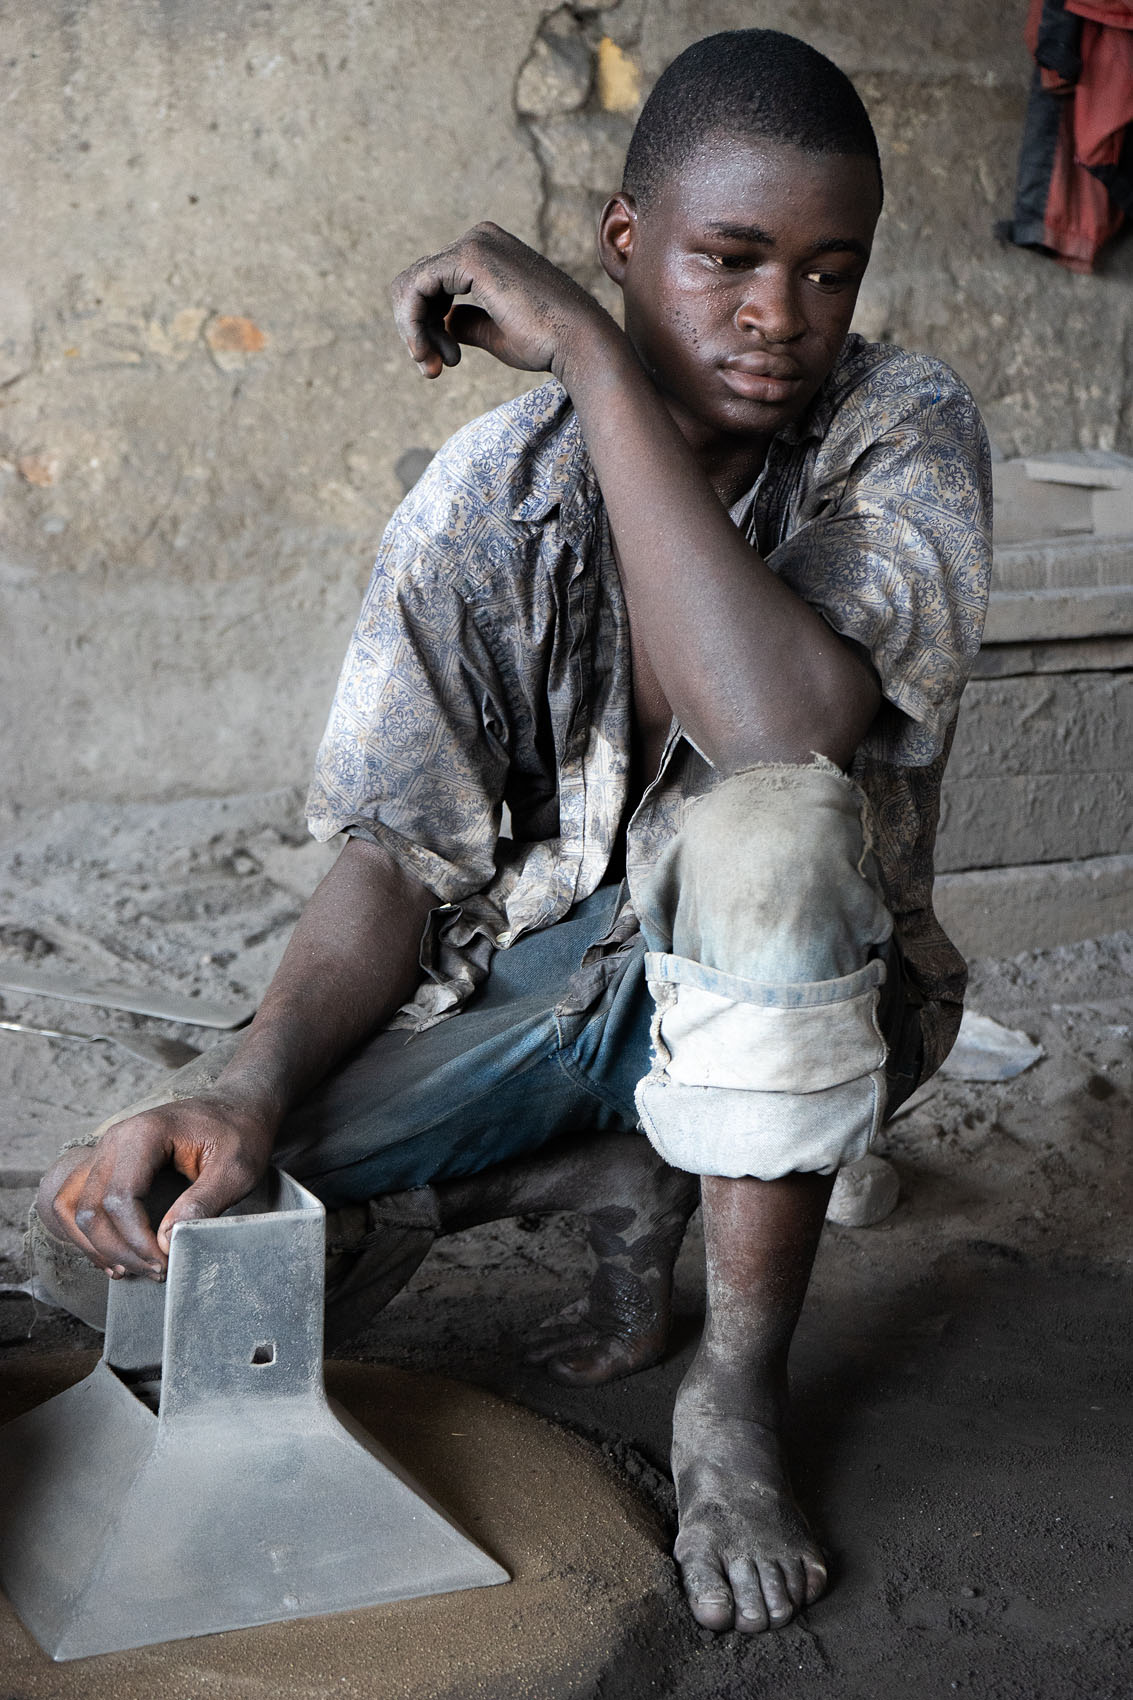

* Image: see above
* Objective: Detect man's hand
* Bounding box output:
[36,837,437,1284]
[391,222,614,383]
[36,1097,277,1280]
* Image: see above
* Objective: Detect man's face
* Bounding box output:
[600,133,881,456]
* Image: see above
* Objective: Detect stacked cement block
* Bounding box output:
[935,456,1133,957]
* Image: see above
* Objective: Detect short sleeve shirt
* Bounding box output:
[307,335,993,1075]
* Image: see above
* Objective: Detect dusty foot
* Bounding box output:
[671,1371,828,1633]
[523,1144,698,1386]
[438,1132,698,1388]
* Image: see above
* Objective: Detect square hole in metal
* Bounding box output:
[251,1341,276,1366]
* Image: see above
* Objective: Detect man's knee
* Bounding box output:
[637,758,892,984]
[633,760,894,1181]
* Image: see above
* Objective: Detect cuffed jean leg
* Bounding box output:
[632,758,897,1180]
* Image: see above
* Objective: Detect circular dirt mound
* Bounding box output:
[0,1353,670,1700]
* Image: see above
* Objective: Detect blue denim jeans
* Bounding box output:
[31,761,925,1322]
[274,879,654,1206]
[274,758,922,1199]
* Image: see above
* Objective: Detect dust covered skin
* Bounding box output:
[518,1173,700,1385]
[0,795,1131,1696]
[670,1378,829,1632]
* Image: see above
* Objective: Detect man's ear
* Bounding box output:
[597,192,637,287]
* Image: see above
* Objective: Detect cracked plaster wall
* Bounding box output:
[4,0,1132,807]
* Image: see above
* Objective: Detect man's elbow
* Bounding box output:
[708,655,881,777]
[806,660,882,770]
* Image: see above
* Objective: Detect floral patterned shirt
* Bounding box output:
[308,335,992,1073]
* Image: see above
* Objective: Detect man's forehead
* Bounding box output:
[654,134,881,232]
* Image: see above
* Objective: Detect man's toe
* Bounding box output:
[802,1552,829,1605]
[677,1554,736,1631]
[726,1557,771,1633]
[757,1559,796,1625]
[778,1552,810,1610]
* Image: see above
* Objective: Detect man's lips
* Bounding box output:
[719,357,805,403]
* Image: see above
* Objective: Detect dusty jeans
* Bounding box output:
[29,759,924,1322]
[633,758,905,1178]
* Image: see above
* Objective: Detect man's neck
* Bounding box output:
[663,402,774,507]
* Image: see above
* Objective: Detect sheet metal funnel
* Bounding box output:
[0,1169,508,1660]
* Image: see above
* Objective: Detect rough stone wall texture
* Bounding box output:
[936,673,1133,871]
[4,0,1132,807]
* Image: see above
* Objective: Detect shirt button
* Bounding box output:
[496,931,511,946]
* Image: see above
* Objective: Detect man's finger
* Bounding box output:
[446,303,496,355]
[65,1121,178,1276]
[36,1149,95,1242]
[72,1194,164,1277]
[72,1152,168,1276]
[45,1152,133,1274]
[156,1154,261,1253]
[45,1160,117,1273]
[392,263,465,356]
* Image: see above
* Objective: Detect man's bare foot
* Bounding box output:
[437,1131,698,1388]
[671,1368,828,1633]
[522,1177,696,1385]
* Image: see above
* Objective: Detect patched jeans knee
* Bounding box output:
[633,758,896,1180]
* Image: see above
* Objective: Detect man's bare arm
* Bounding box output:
[391,224,880,774]
[559,327,878,771]
[37,837,436,1278]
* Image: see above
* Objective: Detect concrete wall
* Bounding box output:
[4,0,1133,808]
[936,671,1133,871]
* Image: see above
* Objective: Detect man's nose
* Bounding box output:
[735,275,806,343]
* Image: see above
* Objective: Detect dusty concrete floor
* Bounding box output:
[0,792,1131,1698]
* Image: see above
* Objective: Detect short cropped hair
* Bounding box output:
[622,30,883,211]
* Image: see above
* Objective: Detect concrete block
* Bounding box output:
[1092,486,1133,537]
[970,637,1133,678]
[983,586,1133,643]
[992,537,1133,592]
[936,773,1130,870]
[1021,449,1133,488]
[993,461,1092,546]
[934,855,1133,958]
[938,669,1130,868]
[947,674,1132,777]
[826,1155,900,1228]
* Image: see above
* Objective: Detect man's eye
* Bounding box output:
[706,252,751,270]
[807,270,851,289]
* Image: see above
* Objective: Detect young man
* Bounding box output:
[35,32,991,1636]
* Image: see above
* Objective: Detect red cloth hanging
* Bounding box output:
[1003,0,1133,270]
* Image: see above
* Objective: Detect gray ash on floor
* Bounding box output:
[0,792,1130,1698]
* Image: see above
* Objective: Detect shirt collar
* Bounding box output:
[507,338,852,541]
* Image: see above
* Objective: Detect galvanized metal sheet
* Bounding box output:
[0,1170,508,1659]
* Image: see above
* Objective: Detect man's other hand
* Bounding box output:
[391,222,613,384]
[36,1098,276,1281]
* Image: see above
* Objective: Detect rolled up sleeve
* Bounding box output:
[306,519,509,903]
